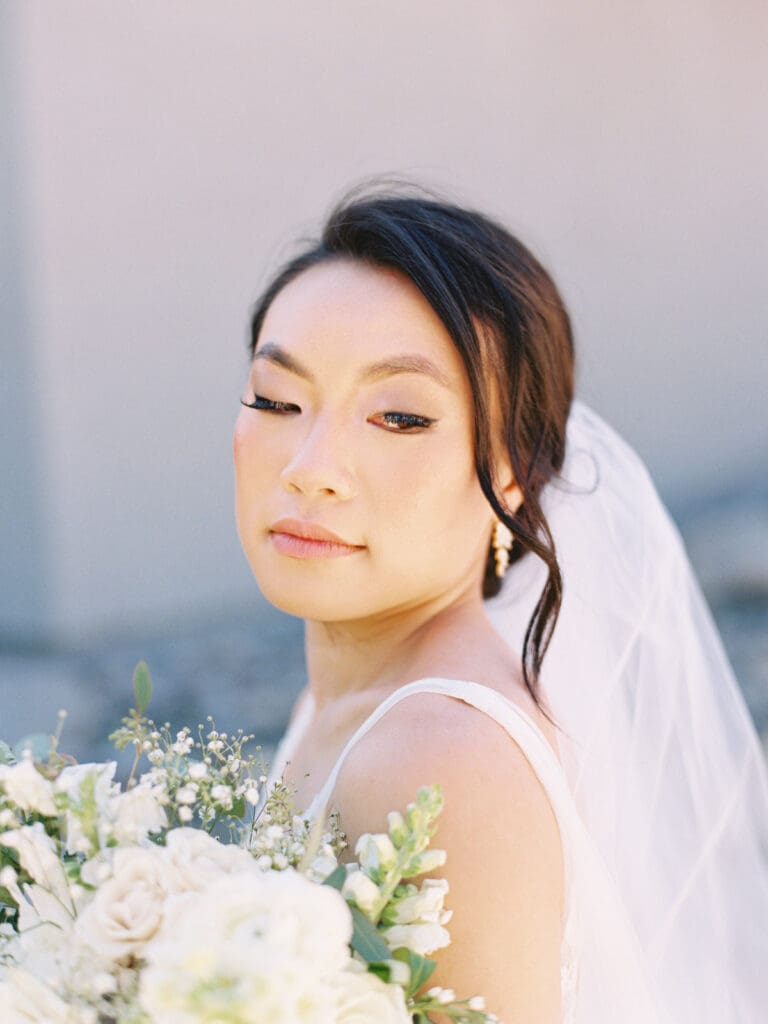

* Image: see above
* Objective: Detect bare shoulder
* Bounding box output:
[332,691,564,864]
[332,691,565,1023]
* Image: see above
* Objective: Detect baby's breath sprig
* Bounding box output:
[109,662,270,842]
[246,778,347,873]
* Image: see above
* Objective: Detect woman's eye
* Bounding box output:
[376,412,436,432]
[240,394,300,414]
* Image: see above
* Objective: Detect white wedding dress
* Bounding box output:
[264,676,669,1023]
[259,401,768,1023]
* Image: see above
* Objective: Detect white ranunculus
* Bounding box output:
[160,826,256,893]
[0,824,71,907]
[380,920,451,956]
[140,869,354,1024]
[0,966,96,1023]
[331,959,411,1024]
[0,759,57,817]
[389,877,451,924]
[341,867,382,917]
[74,846,169,962]
[111,781,167,845]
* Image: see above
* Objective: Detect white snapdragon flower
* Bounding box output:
[355,833,398,877]
[0,757,57,817]
[412,849,447,874]
[380,920,451,956]
[341,867,382,918]
[53,762,120,855]
[388,877,451,925]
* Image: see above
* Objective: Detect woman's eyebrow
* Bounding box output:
[253,341,454,389]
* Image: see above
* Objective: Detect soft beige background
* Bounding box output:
[2,1,766,645]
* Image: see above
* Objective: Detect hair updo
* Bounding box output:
[248,183,574,720]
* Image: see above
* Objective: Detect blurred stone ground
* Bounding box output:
[1,485,766,773]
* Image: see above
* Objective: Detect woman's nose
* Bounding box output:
[279,416,355,501]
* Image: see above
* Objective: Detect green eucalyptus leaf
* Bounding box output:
[321,864,347,891]
[13,733,51,762]
[349,904,392,963]
[365,960,393,983]
[391,946,437,998]
[132,661,152,714]
[0,885,17,909]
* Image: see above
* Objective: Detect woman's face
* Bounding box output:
[233,258,503,622]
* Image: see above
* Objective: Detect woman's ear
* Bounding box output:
[503,479,524,515]
[494,447,524,516]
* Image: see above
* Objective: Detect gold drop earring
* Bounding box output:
[492,519,514,578]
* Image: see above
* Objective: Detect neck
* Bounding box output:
[303,581,503,712]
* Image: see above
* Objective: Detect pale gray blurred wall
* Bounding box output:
[2,1,767,645]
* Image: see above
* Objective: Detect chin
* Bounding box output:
[252,564,366,622]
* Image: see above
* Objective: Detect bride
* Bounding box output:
[233,185,768,1023]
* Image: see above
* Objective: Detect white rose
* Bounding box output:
[0,824,71,907]
[0,966,95,1023]
[74,847,168,962]
[341,867,382,917]
[159,827,256,893]
[111,782,167,845]
[331,960,411,1024]
[0,759,57,817]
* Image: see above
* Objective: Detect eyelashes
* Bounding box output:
[378,411,436,431]
[239,394,436,433]
[240,394,299,414]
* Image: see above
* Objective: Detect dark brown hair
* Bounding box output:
[247,184,574,723]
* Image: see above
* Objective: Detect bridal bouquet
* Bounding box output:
[0,662,496,1024]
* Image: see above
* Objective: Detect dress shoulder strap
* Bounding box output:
[305,677,575,844]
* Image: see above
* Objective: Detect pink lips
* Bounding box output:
[268,518,365,560]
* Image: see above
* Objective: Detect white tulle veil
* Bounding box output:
[484,399,768,1023]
